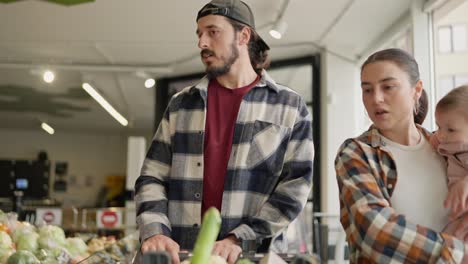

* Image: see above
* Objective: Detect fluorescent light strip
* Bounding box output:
[41,122,55,135]
[82,83,128,126]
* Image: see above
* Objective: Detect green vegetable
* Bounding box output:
[12,222,36,242]
[0,231,12,249]
[0,248,15,263]
[7,250,40,264]
[38,225,66,250]
[16,232,39,252]
[236,259,254,264]
[191,207,221,264]
[35,249,58,264]
[65,237,87,257]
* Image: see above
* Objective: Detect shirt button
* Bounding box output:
[197,162,201,167]
[387,184,393,189]
[381,141,386,146]
[194,193,201,199]
[193,223,199,227]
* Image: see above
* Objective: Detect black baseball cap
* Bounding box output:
[197,0,270,50]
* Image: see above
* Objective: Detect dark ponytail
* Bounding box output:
[414,88,428,125]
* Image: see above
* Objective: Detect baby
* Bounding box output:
[433,85,468,251]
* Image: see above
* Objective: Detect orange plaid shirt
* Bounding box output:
[335,125,465,263]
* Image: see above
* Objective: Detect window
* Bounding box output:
[438,76,455,99]
[437,74,468,100]
[455,74,468,86]
[438,24,468,53]
[438,26,453,53]
[453,25,467,51]
[432,0,468,129]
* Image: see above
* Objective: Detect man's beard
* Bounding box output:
[202,41,239,79]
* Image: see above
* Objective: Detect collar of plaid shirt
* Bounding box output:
[189,69,280,96]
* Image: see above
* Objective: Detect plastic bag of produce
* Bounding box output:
[7,250,40,264]
[117,231,140,255]
[38,225,66,249]
[11,221,36,242]
[85,251,120,264]
[65,237,88,258]
[0,231,13,249]
[36,247,71,264]
[0,248,15,263]
[0,211,18,233]
[87,237,106,253]
[16,232,39,252]
[36,249,56,263]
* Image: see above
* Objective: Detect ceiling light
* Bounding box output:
[144,78,155,88]
[136,71,156,88]
[43,70,55,83]
[269,0,290,40]
[82,83,129,126]
[269,20,288,39]
[41,122,55,135]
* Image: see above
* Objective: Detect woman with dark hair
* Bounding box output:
[335,48,467,263]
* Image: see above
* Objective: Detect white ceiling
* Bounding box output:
[0,0,412,135]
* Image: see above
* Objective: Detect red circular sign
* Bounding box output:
[100,211,118,228]
[43,211,55,223]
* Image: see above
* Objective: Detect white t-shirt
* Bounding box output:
[381,133,449,232]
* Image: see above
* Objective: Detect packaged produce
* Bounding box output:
[0,247,15,263]
[0,231,13,249]
[38,225,67,250]
[7,250,40,264]
[16,232,39,252]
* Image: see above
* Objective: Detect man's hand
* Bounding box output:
[444,180,468,220]
[141,234,180,264]
[212,235,242,264]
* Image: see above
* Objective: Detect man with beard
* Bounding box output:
[135,1,314,263]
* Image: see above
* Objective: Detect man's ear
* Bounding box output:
[239,26,251,46]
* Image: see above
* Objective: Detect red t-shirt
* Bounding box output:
[201,76,259,217]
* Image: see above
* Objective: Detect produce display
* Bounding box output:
[0,210,139,264]
[2,208,318,264]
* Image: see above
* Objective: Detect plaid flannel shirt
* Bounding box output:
[135,70,313,249]
[335,125,465,263]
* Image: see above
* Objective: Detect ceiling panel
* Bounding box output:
[320,0,412,57]
[0,0,413,135]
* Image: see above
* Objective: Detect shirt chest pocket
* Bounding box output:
[245,120,292,174]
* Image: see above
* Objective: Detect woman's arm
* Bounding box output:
[335,139,465,263]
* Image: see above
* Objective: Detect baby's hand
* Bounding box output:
[454,219,468,241]
[444,180,468,220]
